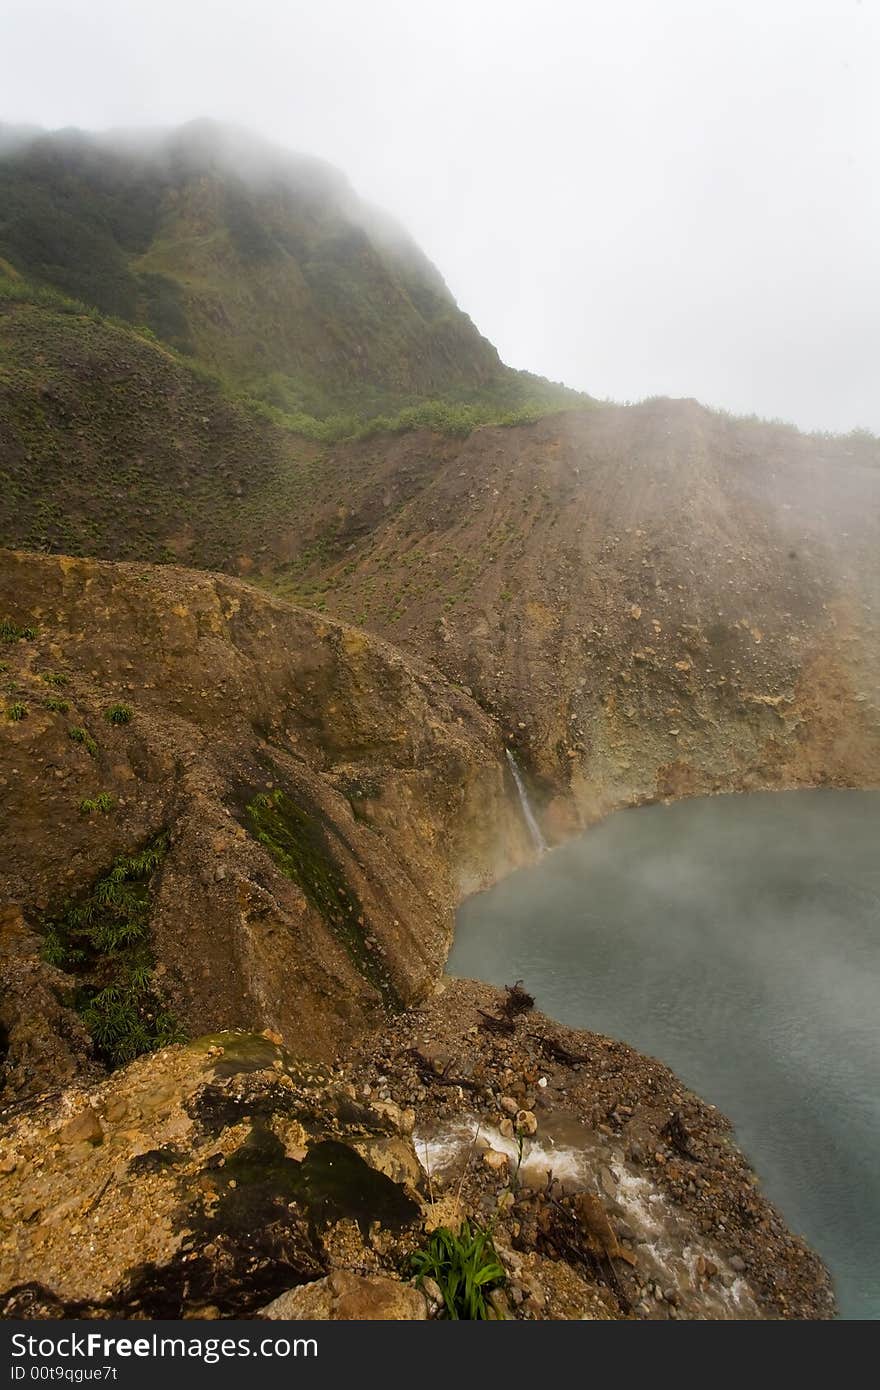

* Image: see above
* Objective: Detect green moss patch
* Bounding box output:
[245,787,400,1009]
[207,1126,419,1238]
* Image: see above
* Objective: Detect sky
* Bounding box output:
[2,0,879,433]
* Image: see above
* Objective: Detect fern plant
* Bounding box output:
[39,832,181,1067]
[411,1221,506,1319]
[80,982,184,1067]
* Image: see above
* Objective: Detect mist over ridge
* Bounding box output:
[1,3,879,1328]
[3,0,878,434]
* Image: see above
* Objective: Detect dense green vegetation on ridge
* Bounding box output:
[0,119,586,576]
[0,121,582,424]
[0,269,582,568]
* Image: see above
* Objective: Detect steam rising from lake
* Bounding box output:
[450,789,880,1318]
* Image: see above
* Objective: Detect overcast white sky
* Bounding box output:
[2,0,878,432]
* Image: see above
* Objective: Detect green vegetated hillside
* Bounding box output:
[0,286,323,568]
[0,272,578,567]
[0,119,579,426]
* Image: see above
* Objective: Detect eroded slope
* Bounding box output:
[0,550,528,1099]
[283,400,880,833]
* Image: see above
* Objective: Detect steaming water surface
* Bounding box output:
[449,789,880,1319]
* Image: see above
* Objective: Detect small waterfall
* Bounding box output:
[506,747,547,853]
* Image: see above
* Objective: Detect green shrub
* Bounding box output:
[40,671,68,687]
[45,696,69,713]
[69,726,98,756]
[411,1221,506,1319]
[6,701,27,721]
[79,792,114,815]
[105,703,133,725]
[80,983,183,1068]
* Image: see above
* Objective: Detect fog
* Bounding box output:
[2,0,879,433]
[451,789,880,1317]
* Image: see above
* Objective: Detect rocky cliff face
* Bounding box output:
[0,550,528,1101]
[0,997,834,1320]
[1,125,873,1318]
[286,400,880,835]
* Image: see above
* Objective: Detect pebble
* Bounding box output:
[488,1288,513,1319]
[420,1276,443,1312]
[59,1107,103,1147]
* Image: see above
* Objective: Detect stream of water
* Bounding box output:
[506,748,547,853]
[449,789,880,1319]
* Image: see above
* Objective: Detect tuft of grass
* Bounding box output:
[6,701,27,721]
[69,726,98,756]
[105,702,133,725]
[40,671,68,687]
[0,620,37,643]
[45,695,69,713]
[411,1221,506,1319]
[79,792,115,815]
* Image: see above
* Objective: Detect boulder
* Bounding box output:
[0,1033,424,1319]
[261,1271,427,1320]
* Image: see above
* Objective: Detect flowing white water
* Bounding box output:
[413,1111,759,1319]
[506,748,547,853]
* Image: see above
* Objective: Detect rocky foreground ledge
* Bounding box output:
[0,981,834,1321]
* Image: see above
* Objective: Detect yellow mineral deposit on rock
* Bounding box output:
[483,1147,510,1172]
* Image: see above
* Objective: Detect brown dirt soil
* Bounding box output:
[281,400,880,835]
[344,979,835,1320]
[0,549,529,1098]
[0,1016,834,1320]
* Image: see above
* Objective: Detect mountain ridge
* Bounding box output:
[0,118,875,1320]
[0,119,579,422]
